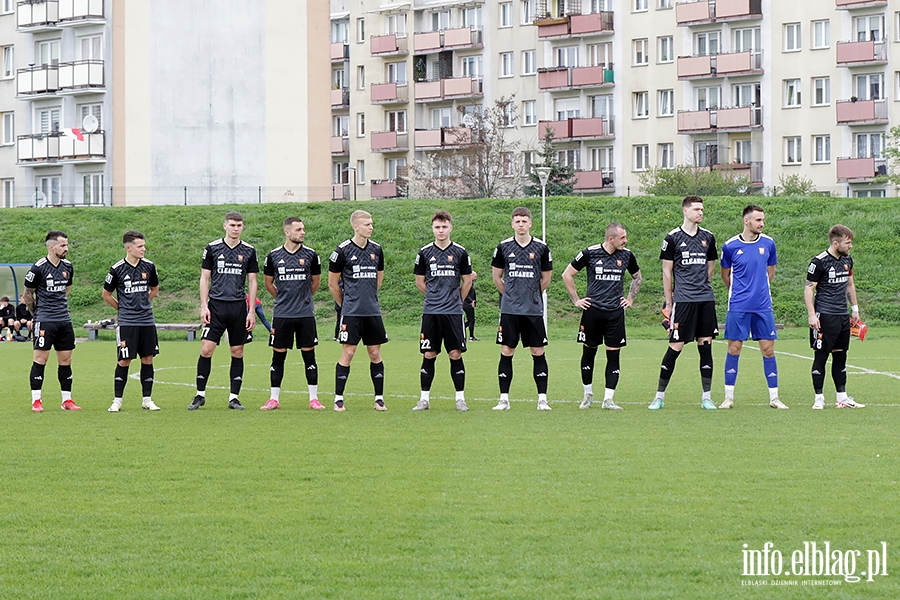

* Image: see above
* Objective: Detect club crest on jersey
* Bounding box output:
[759,248,765,255]
[529,253,535,259]
[844,264,849,270]
[238,255,244,262]
[370,253,376,260]
[299,258,305,265]
[701,240,707,247]
[142,272,147,279]
[447,255,453,262]
[62,271,68,278]
[616,260,622,266]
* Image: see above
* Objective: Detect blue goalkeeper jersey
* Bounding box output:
[720,233,777,313]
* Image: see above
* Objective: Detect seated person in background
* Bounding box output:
[15,294,34,340]
[0,296,15,338]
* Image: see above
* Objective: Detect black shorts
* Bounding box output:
[577,308,627,348]
[338,315,389,346]
[496,313,548,348]
[669,300,718,343]
[203,299,252,347]
[420,313,467,354]
[116,325,160,360]
[810,313,850,353]
[269,317,318,349]
[33,321,76,352]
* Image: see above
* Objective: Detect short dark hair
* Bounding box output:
[829,224,854,243]
[283,217,303,229]
[511,206,532,219]
[682,196,703,209]
[605,222,624,239]
[224,211,244,223]
[432,210,452,223]
[0,296,8,303]
[45,230,67,243]
[742,204,764,218]
[123,231,145,245]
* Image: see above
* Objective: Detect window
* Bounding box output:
[523,50,536,75]
[784,23,801,52]
[37,107,61,133]
[733,83,759,107]
[658,36,673,63]
[1,0,13,14]
[2,46,12,79]
[897,12,900,42]
[695,86,721,110]
[500,52,514,77]
[555,97,580,120]
[812,135,830,163]
[386,158,407,180]
[854,15,884,42]
[734,139,751,164]
[558,149,579,169]
[523,151,536,171]
[522,0,535,24]
[633,145,650,171]
[386,110,407,133]
[1,179,13,209]
[357,112,366,137]
[658,0,672,8]
[658,143,674,169]
[633,39,649,65]
[694,31,719,56]
[461,6,482,29]
[855,189,885,198]
[784,136,801,164]
[356,160,365,183]
[332,20,349,43]
[502,152,515,177]
[634,0,648,12]
[855,73,884,100]
[333,163,349,185]
[40,176,61,206]
[733,28,761,53]
[386,14,407,36]
[431,107,451,128]
[812,77,830,106]
[557,46,578,68]
[461,55,482,78]
[586,43,612,68]
[590,147,612,170]
[500,101,515,127]
[357,66,365,89]
[332,115,349,137]
[523,100,536,126]
[633,91,649,118]
[83,174,103,206]
[332,67,346,89]
[357,17,366,42]
[784,79,801,107]
[592,0,611,12]
[695,142,718,167]
[79,35,102,60]
[590,94,613,118]
[1,112,13,145]
[500,2,512,27]
[430,10,450,31]
[387,61,406,85]
[812,20,830,49]
[658,89,674,116]
[855,132,884,158]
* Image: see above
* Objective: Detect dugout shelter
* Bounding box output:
[0,264,33,305]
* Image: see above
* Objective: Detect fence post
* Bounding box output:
[184,186,188,206]
[627,186,630,197]
[108,186,113,206]
[258,186,262,204]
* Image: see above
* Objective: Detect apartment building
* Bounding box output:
[3,0,330,207]
[333,0,900,199]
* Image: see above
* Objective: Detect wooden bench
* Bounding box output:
[84,322,202,341]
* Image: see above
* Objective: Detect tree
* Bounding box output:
[407,96,525,199]
[776,173,817,196]
[524,126,577,197]
[638,165,753,197]
[880,125,900,187]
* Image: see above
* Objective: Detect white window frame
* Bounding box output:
[386,14,407,37]
[1,0,13,14]
[83,173,104,206]
[357,18,365,43]
[461,6,482,29]
[500,52,514,78]
[812,135,830,164]
[357,65,365,89]
[332,21,350,44]
[385,157,407,180]
[555,97,580,120]
[734,139,752,164]
[811,20,830,50]
[386,110,407,133]
[658,36,673,64]
[522,50,536,75]
[658,0,673,9]
[784,23,801,52]
[633,39,649,66]
[40,176,61,206]
[430,10,450,32]
[522,0,535,25]
[633,91,649,119]
[523,100,537,126]
[658,143,674,169]
[78,35,102,61]
[589,94,613,118]
[461,55,483,79]
[633,145,650,171]
[357,112,366,137]
[784,79,801,107]
[732,83,758,107]
[502,152,515,177]
[854,15,884,42]
[634,0,648,13]
[387,61,407,85]
[733,28,761,53]
[557,46,578,68]
[500,2,513,28]
[38,40,60,66]
[2,46,13,79]
[589,146,613,171]
[1,111,13,145]
[592,0,612,12]
[855,132,884,158]
[356,160,365,183]
[332,115,349,137]
[657,89,674,117]
[694,31,720,56]
[558,149,580,169]
[784,136,802,165]
[695,86,721,110]
[1,178,13,209]
[586,42,612,68]
[37,106,61,134]
[855,73,884,100]
[812,77,830,107]
[431,107,451,129]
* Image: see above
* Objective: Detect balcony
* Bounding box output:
[332,183,351,201]
[573,169,615,192]
[836,40,887,66]
[414,127,472,150]
[17,131,105,163]
[443,76,482,99]
[677,106,762,133]
[538,117,615,140]
[415,79,443,102]
[442,27,482,50]
[330,136,349,156]
[536,12,613,38]
[17,60,105,97]
[675,0,761,25]
[370,131,409,153]
[331,42,350,62]
[370,82,409,104]
[836,156,887,181]
[836,0,887,9]
[331,87,349,108]
[17,0,104,30]
[414,31,442,53]
[571,65,615,88]
[677,51,763,79]
[836,99,888,125]
[371,179,399,198]
[371,34,408,56]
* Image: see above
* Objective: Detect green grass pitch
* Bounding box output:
[1,326,898,598]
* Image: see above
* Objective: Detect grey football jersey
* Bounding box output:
[201,239,259,302]
[807,251,853,315]
[104,258,159,326]
[25,257,73,322]
[413,242,472,315]
[660,227,718,303]
[570,245,640,311]
[491,236,552,317]
[263,245,321,318]
[329,239,384,317]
